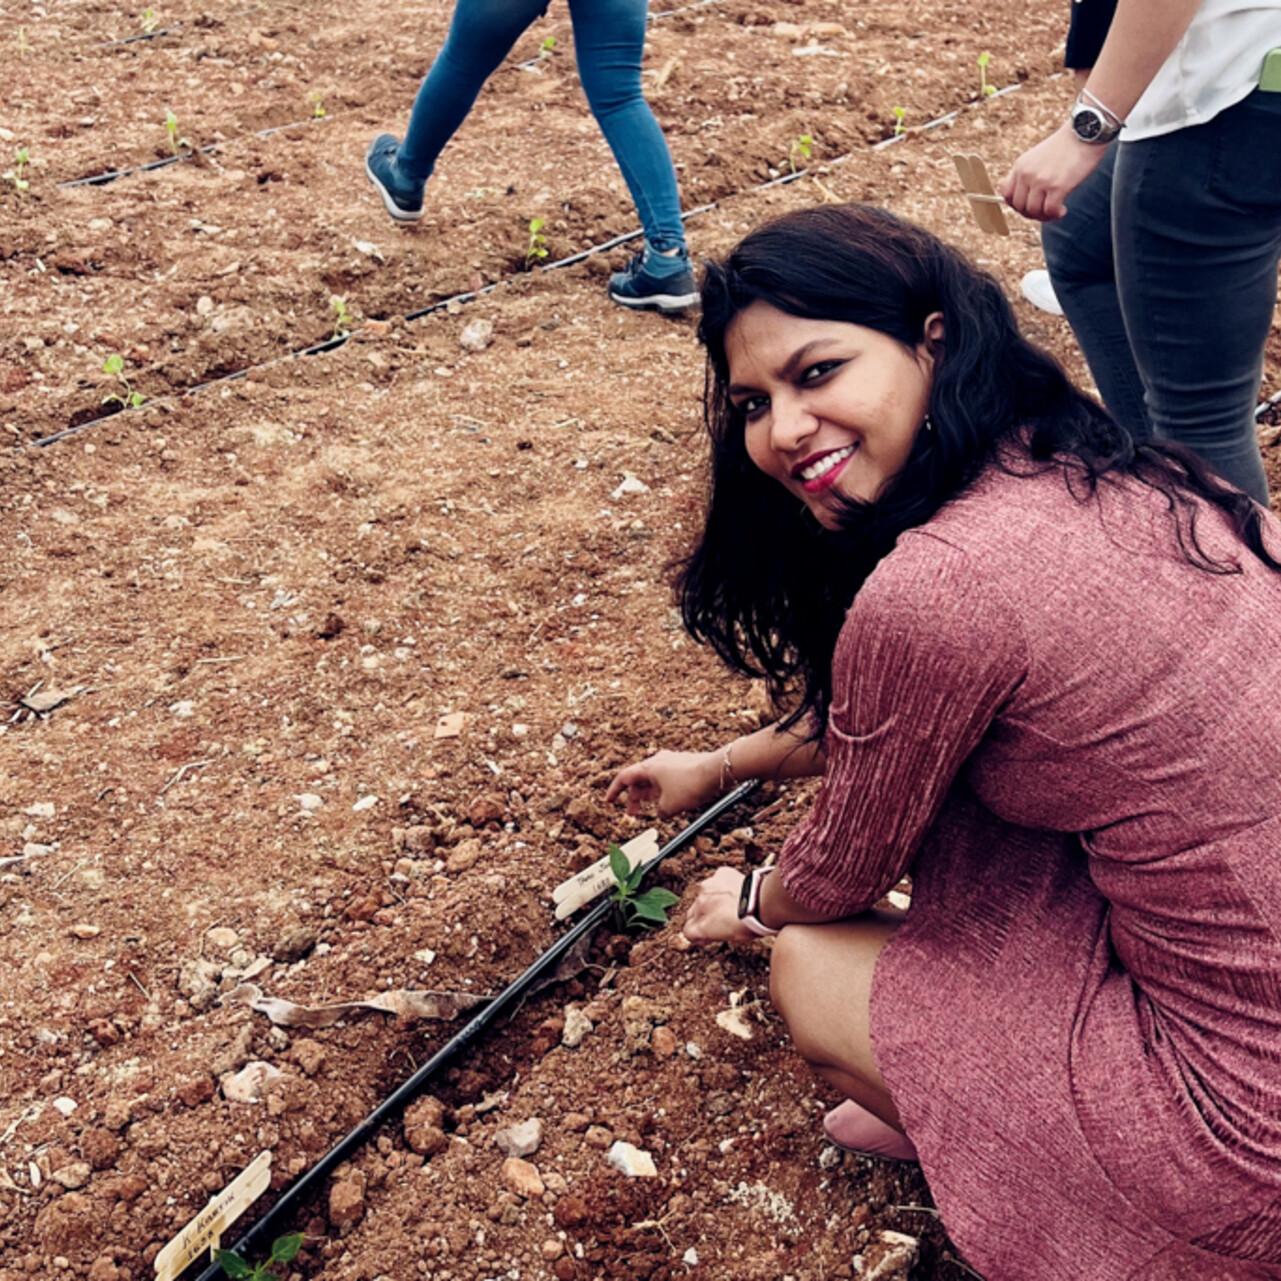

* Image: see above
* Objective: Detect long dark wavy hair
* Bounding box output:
[678,203,1279,735]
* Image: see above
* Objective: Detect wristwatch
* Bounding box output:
[1069,91,1123,145]
[737,866,780,938]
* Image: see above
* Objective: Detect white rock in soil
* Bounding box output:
[606,1141,658,1178]
[205,926,239,952]
[170,700,195,718]
[459,318,494,352]
[52,1097,77,1118]
[683,1248,699,1265]
[715,1005,755,1040]
[561,1005,593,1048]
[297,793,323,812]
[220,1060,283,1104]
[855,1230,920,1281]
[23,843,55,859]
[611,473,650,500]
[352,795,378,813]
[494,1117,543,1158]
[196,295,215,316]
[52,1162,91,1190]
[23,802,55,819]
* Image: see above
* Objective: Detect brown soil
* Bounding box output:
[1,3,1278,1281]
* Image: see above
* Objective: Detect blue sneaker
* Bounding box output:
[364,133,425,222]
[608,244,698,314]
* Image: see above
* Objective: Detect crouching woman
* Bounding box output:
[607,204,1281,1280]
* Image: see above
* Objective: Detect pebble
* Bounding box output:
[500,1156,545,1199]
[23,843,55,859]
[561,1005,593,1048]
[68,924,101,940]
[542,1239,564,1261]
[494,1118,543,1159]
[297,793,323,812]
[329,1172,367,1230]
[352,795,378,812]
[855,1230,919,1280]
[459,318,495,352]
[205,926,239,952]
[52,1097,77,1117]
[23,802,55,819]
[52,1162,91,1190]
[611,473,651,499]
[220,1060,282,1104]
[651,1025,677,1058]
[606,1141,658,1178]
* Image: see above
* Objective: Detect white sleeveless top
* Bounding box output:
[1123,0,1281,140]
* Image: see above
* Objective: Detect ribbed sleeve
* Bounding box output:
[778,534,1029,917]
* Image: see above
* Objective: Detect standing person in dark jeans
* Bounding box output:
[1003,0,1281,504]
[365,0,698,315]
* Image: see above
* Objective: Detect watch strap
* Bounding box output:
[738,866,780,938]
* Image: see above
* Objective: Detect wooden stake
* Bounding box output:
[952,153,1010,236]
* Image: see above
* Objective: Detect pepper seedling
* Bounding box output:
[309,92,326,119]
[525,217,549,268]
[788,133,814,174]
[3,147,31,193]
[101,353,145,409]
[141,7,159,34]
[215,1232,303,1280]
[977,51,996,98]
[539,35,557,58]
[608,843,680,930]
[330,295,355,338]
[164,108,192,155]
[892,105,908,137]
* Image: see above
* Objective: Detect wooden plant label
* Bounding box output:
[153,1150,272,1280]
[552,828,660,920]
[952,153,1010,236]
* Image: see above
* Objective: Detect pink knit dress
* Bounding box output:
[777,462,1281,1280]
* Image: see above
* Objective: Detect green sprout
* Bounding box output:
[164,108,191,156]
[4,147,31,194]
[788,133,814,174]
[892,105,908,137]
[101,354,146,410]
[140,8,159,34]
[309,92,326,119]
[978,51,997,98]
[539,35,557,58]
[525,217,549,269]
[608,844,680,931]
[330,295,355,338]
[215,1232,303,1280]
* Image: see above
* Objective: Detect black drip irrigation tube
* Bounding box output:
[181,778,759,1281]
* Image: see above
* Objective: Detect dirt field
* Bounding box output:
[2,3,1279,1280]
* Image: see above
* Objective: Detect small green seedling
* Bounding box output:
[164,108,191,155]
[977,51,997,98]
[101,354,146,410]
[539,35,557,58]
[525,217,549,268]
[309,92,326,119]
[4,147,31,193]
[788,133,814,174]
[608,844,680,930]
[140,8,159,34]
[330,295,355,338]
[215,1232,303,1280]
[892,105,908,137]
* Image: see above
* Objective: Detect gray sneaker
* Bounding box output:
[608,245,698,314]
[364,133,425,222]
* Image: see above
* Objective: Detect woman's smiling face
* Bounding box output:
[725,301,940,529]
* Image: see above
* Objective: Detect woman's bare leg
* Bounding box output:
[768,913,904,1130]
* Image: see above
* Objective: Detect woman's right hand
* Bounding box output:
[605,749,723,818]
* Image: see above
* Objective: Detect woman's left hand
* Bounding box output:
[682,866,756,946]
[1000,123,1108,222]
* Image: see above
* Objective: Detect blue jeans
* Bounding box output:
[397,0,687,252]
[1044,89,1281,504]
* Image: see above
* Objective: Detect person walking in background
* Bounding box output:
[1003,0,1281,505]
[365,0,698,314]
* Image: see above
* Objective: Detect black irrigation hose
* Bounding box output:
[182,778,759,1281]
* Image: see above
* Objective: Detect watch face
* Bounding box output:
[1073,107,1105,142]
